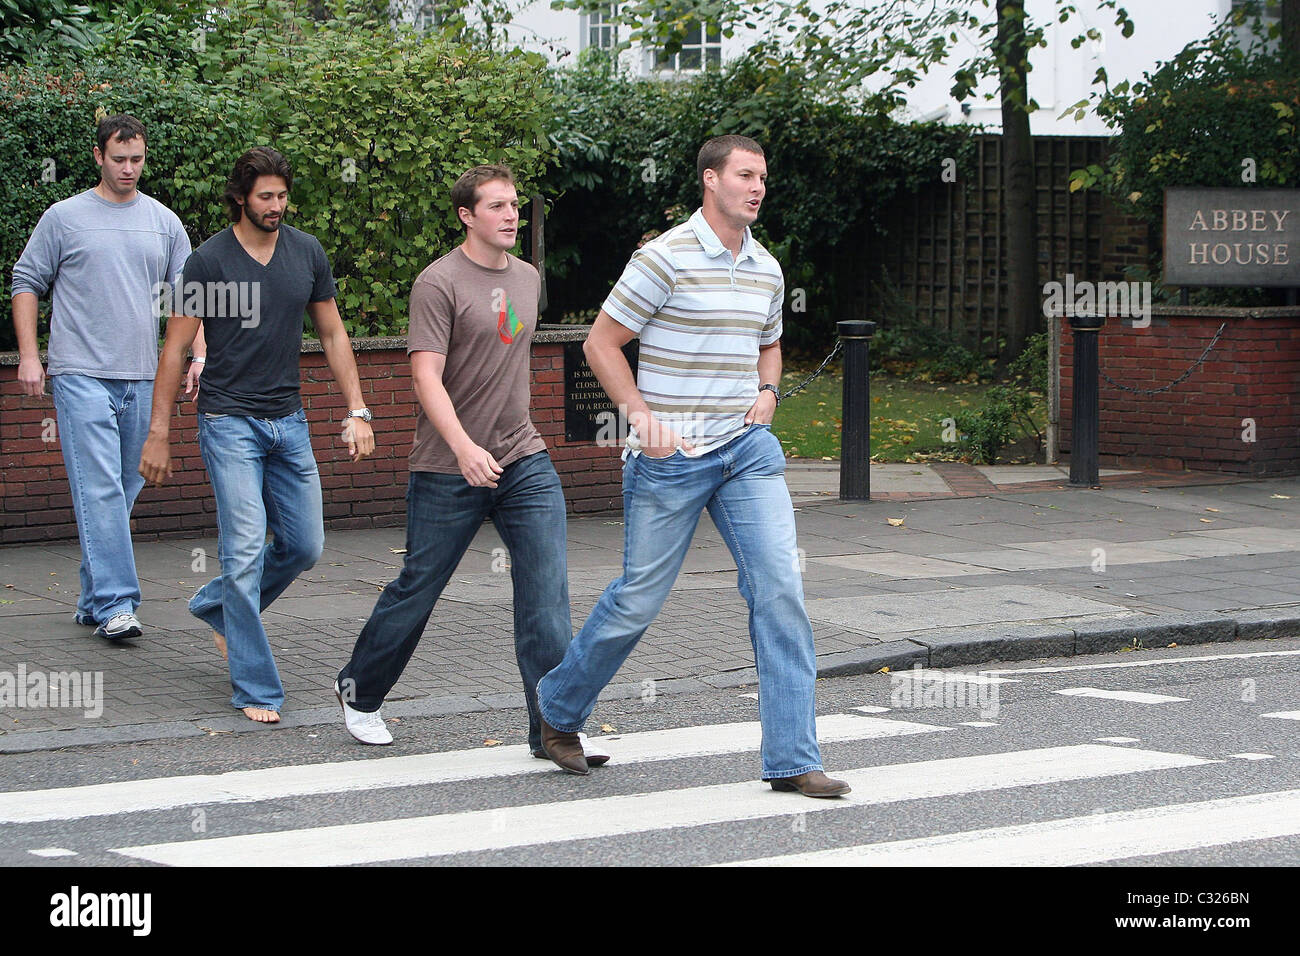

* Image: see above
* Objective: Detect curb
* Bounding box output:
[4,609,1298,754]
[809,610,1299,678]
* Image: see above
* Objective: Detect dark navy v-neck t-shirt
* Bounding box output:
[181,224,336,417]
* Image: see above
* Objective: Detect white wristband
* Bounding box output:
[191,357,206,364]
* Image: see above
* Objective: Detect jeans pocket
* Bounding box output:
[639,448,681,462]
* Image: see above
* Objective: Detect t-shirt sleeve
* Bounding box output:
[407,275,454,356]
[309,236,337,302]
[600,244,676,335]
[179,248,211,318]
[10,207,62,298]
[760,268,784,346]
[166,217,192,289]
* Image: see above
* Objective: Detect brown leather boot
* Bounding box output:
[540,717,590,776]
[766,770,851,797]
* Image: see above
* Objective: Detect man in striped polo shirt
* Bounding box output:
[536,135,849,797]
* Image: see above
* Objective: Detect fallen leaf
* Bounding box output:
[1167,643,1178,648]
[389,548,408,554]
[1271,494,1291,499]
[600,723,616,733]
[1199,518,1213,523]
[483,738,502,747]
[887,517,905,527]
[1205,507,1219,513]
[878,666,891,673]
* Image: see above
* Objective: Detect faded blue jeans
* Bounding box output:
[51,375,152,624]
[538,424,822,779]
[189,408,324,712]
[337,452,572,753]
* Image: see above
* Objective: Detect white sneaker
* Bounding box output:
[335,681,393,745]
[94,613,142,641]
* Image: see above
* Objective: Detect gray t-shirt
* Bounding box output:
[406,247,546,473]
[181,225,337,418]
[11,189,191,380]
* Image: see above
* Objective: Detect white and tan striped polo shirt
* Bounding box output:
[602,208,784,457]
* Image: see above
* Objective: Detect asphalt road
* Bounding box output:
[2,636,1297,869]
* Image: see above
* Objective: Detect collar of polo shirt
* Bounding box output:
[688,208,759,263]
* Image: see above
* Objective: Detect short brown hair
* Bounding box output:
[696,135,765,191]
[96,115,147,153]
[224,147,293,223]
[451,164,515,227]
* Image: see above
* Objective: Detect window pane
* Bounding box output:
[680,48,701,69]
[705,47,721,68]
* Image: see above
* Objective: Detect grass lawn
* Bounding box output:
[773,367,1047,462]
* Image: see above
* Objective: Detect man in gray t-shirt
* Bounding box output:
[10,115,198,642]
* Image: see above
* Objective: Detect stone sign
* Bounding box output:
[1164,188,1299,287]
[563,340,638,443]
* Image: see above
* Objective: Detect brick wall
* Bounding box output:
[0,330,625,545]
[1058,306,1300,476]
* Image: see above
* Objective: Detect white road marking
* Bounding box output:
[986,649,1300,676]
[1095,737,1140,744]
[1228,753,1274,761]
[959,722,999,727]
[725,789,1300,867]
[1056,688,1190,704]
[891,670,1020,685]
[1261,711,1300,721]
[852,706,891,714]
[0,714,944,824]
[109,745,1211,866]
[27,848,77,858]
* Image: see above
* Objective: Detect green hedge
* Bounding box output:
[0,8,554,349]
[541,51,975,351]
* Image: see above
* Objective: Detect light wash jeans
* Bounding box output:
[538,424,822,779]
[338,452,571,753]
[51,375,152,624]
[189,408,324,712]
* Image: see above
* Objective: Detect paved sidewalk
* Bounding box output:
[3,460,1299,751]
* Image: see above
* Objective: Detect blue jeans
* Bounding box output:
[337,452,571,753]
[51,375,152,623]
[537,424,822,779]
[189,409,324,712]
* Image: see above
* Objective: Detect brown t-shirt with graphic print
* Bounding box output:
[406,246,546,474]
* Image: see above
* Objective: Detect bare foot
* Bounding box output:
[212,630,227,660]
[241,706,280,723]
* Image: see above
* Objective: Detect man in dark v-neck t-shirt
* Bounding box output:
[140,146,376,724]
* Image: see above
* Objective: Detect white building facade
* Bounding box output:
[390,0,1271,135]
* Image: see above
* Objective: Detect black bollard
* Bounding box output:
[838,320,877,500]
[1068,313,1104,487]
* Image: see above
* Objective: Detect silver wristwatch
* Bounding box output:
[345,408,373,422]
[758,384,781,407]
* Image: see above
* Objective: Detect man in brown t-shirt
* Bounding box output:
[333,166,595,762]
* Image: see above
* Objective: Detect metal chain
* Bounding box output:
[1099,322,1228,396]
[781,340,843,401]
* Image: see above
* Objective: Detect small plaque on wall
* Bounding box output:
[563,340,638,443]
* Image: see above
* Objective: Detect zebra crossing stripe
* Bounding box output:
[108,744,1210,866]
[0,713,944,824]
[1055,688,1190,704]
[725,788,1300,867]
